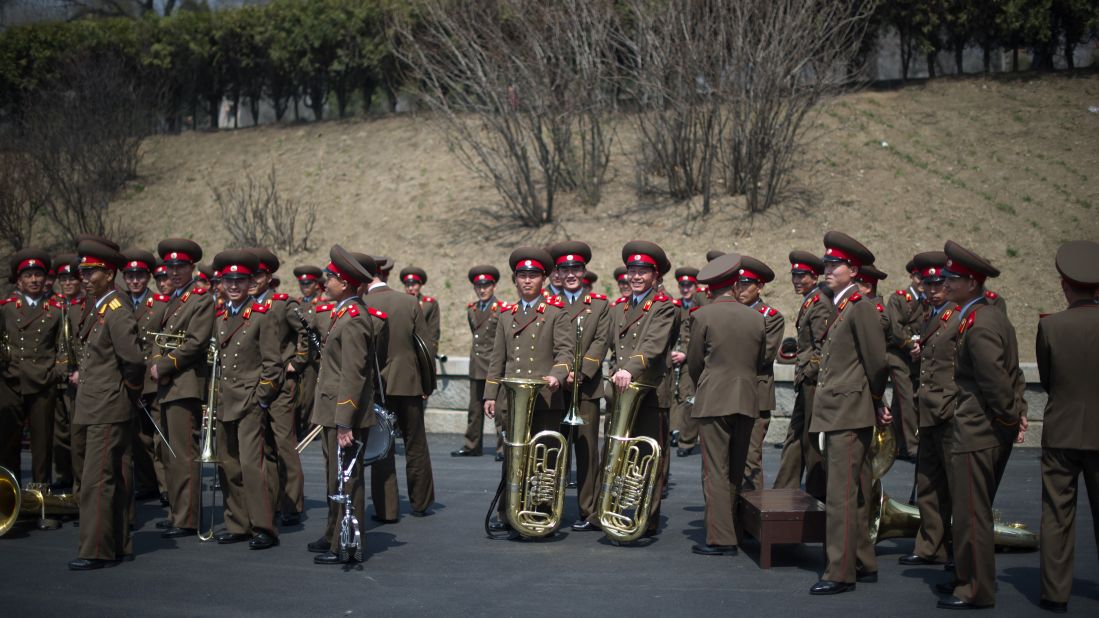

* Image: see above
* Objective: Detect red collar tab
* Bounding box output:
[316,303,334,313]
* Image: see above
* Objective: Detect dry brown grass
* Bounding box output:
[112,73,1099,360]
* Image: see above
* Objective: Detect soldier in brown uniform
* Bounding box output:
[50,253,81,490]
[206,250,282,549]
[149,238,214,539]
[368,260,436,520]
[248,248,306,525]
[808,232,890,595]
[602,241,680,537]
[548,241,611,531]
[884,259,928,460]
[401,266,441,358]
[290,265,324,436]
[687,253,769,556]
[67,240,146,570]
[453,265,506,458]
[936,240,1025,610]
[1036,240,1099,613]
[153,263,173,296]
[118,250,162,500]
[613,266,630,298]
[311,247,380,565]
[581,271,598,295]
[669,266,704,457]
[899,251,961,568]
[733,256,784,492]
[0,249,61,485]
[483,247,573,533]
[773,251,833,500]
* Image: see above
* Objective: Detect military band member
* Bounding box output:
[368,260,436,521]
[773,251,832,500]
[483,247,572,532]
[602,241,680,537]
[900,251,958,568]
[248,248,305,525]
[118,249,162,500]
[581,271,598,295]
[613,266,630,298]
[68,240,145,570]
[311,247,380,565]
[937,240,1025,610]
[51,253,81,490]
[291,265,324,436]
[1036,240,1099,614]
[373,255,394,283]
[149,238,214,539]
[401,266,440,358]
[453,265,506,458]
[687,253,768,556]
[669,266,704,457]
[293,265,324,305]
[809,232,889,595]
[549,241,610,531]
[153,263,173,296]
[0,249,61,485]
[884,259,928,460]
[733,256,784,492]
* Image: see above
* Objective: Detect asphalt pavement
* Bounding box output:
[2,435,1095,617]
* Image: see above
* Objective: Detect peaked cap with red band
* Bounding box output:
[9,248,52,283]
[248,247,280,274]
[158,238,203,266]
[697,252,743,293]
[400,266,428,285]
[509,247,553,274]
[789,250,824,275]
[548,240,592,268]
[912,251,948,282]
[77,239,124,270]
[855,263,888,284]
[613,266,628,282]
[943,240,1000,282]
[293,265,323,282]
[212,249,259,279]
[737,256,775,283]
[822,231,875,269]
[468,264,501,284]
[675,266,700,283]
[705,249,727,263]
[327,244,372,286]
[622,240,671,275]
[53,253,78,277]
[1055,240,1099,288]
[121,248,156,274]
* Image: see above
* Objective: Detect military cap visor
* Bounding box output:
[549,241,592,268]
[1055,240,1099,287]
[158,238,203,265]
[943,240,1000,280]
[509,247,553,274]
[822,231,875,268]
[469,265,501,284]
[77,240,124,270]
[328,245,372,285]
[621,240,671,275]
[697,253,743,291]
[213,250,260,279]
[293,265,324,282]
[249,248,280,274]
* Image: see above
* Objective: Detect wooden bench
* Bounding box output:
[737,488,826,569]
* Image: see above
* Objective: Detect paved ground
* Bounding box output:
[2,436,1095,617]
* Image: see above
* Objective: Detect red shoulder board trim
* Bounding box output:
[347,305,360,317]
[672,299,682,307]
[550,298,564,308]
[49,298,64,309]
[467,302,475,308]
[272,293,289,301]
[0,298,11,306]
[689,305,702,313]
[494,300,508,310]
[876,303,885,313]
[850,293,862,302]
[959,311,976,334]
[653,293,670,302]
[511,304,520,314]
[154,294,170,302]
[589,292,607,300]
[940,308,954,322]
[895,289,906,296]
[251,303,270,314]
[984,291,999,300]
[613,296,629,306]
[192,287,208,295]
[315,303,334,313]
[368,307,387,320]
[216,308,226,317]
[422,296,436,303]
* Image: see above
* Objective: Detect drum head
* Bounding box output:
[362,405,395,466]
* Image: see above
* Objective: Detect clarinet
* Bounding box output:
[331,440,364,562]
[292,306,323,358]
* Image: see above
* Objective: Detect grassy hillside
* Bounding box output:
[113,72,1099,359]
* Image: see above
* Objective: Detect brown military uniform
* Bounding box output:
[810,284,888,584]
[122,289,161,498]
[74,290,145,561]
[885,286,928,457]
[151,278,215,530]
[52,294,84,490]
[419,295,441,358]
[367,284,436,518]
[463,297,506,454]
[742,300,783,491]
[670,291,707,451]
[687,296,766,547]
[773,286,833,498]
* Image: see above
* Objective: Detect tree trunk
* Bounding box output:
[1064,41,1076,70]
[249,98,260,127]
[361,77,377,115]
[1012,48,1018,72]
[308,82,325,121]
[208,96,220,130]
[982,44,991,74]
[293,94,301,122]
[899,30,911,81]
[955,46,964,75]
[926,52,937,78]
[274,97,287,122]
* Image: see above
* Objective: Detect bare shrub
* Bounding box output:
[212,166,317,255]
[0,150,46,254]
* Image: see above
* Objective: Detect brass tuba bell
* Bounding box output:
[596,380,661,543]
[1,466,79,537]
[500,377,569,538]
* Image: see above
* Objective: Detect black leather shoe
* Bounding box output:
[134,488,160,500]
[692,544,738,556]
[900,553,941,566]
[676,446,696,457]
[159,492,170,506]
[1039,599,1068,613]
[314,551,351,565]
[307,537,331,553]
[856,570,878,583]
[215,532,250,544]
[936,596,993,610]
[809,580,855,595]
[670,430,680,448]
[280,512,301,526]
[154,520,174,530]
[68,558,118,571]
[160,527,197,539]
[488,521,510,532]
[410,509,430,517]
[249,532,279,550]
[495,453,504,462]
[572,519,597,531]
[936,583,960,595]
[451,447,483,457]
[371,515,398,524]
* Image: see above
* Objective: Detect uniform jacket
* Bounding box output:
[686,298,767,418]
[915,304,962,428]
[214,302,282,422]
[255,289,304,384]
[795,286,834,386]
[312,298,378,429]
[885,287,928,354]
[1,293,62,394]
[73,290,146,425]
[952,299,1025,453]
[419,294,441,358]
[484,296,573,410]
[562,292,610,401]
[752,299,785,411]
[1035,301,1098,450]
[367,285,429,397]
[150,278,215,403]
[467,298,506,380]
[810,285,888,433]
[608,288,680,409]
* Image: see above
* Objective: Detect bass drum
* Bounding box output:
[363,404,397,466]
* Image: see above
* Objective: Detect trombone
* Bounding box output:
[196,336,221,542]
[562,316,585,427]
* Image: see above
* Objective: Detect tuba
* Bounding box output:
[597,380,661,543]
[1,466,79,537]
[867,426,1037,549]
[500,377,569,538]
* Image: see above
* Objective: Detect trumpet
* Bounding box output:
[596,380,661,543]
[562,316,585,427]
[196,336,221,542]
[500,377,569,538]
[149,330,186,353]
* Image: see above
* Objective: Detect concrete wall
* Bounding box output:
[424,357,1049,447]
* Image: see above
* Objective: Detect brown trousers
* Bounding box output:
[131,400,160,495]
[822,427,876,583]
[370,395,435,518]
[53,386,74,486]
[265,376,305,515]
[773,382,825,499]
[24,389,56,484]
[699,414,755,546]
[463,379,503,453]
[162,399,201,529]
[219,409,277,536]
[323,426,367,547]
[296,362,318,429]
[888,352,919,457]
[1040,447,1099,604]
[670,371,699,449]
[913,421,955,562]
[950,442,1012,606]
[742,411,771,491]
[76,421,132,561]
[570,398,600,520]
